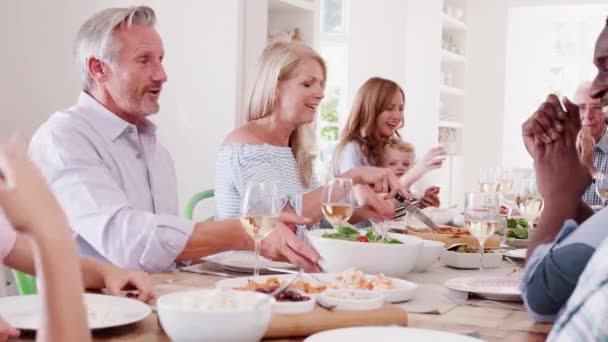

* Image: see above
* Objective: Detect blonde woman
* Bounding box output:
[334,77,445,206]
[216,41,403,224]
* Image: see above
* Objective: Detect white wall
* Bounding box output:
[347,0,408,109]
[1,0,243,219]
[463,0,509,193]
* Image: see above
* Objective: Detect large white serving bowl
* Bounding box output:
[412,239,444,272]
[306,230,423,278]
[157,289,273,342]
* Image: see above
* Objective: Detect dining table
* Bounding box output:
[15,258,552,342]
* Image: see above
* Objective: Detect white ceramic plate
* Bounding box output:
[0,293,151,330]
[444,276,522,301]
[215,273,418,303]
[305,327,481,341]
[504,248,526,260]
[203,250,297,274]
[273,296,316,314]
[440,249,503,269]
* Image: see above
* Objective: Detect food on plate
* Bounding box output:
[506,218,529,240]
[236,277,326,295]
[452,245,494,254]
[322,225,403,244]
[234,268,396,297]
[406,225,500,248]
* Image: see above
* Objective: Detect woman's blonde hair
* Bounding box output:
[334,77,405,169]
[246,41,327,188]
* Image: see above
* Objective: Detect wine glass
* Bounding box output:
[499,168,514,194]
[595,172,608,206]
[241,181,281,278]
[515,178,544,234]
[479,167,501,193]
[321,178,355,229]
[464,192,500,272]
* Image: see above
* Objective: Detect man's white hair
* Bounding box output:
[73,6,156,91]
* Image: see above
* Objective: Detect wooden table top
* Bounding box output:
[16,264,552,341]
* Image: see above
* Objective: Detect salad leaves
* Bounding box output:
[322,225,403,244]
[506,218,529,240]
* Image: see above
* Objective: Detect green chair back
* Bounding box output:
[184,189,215,221]
[11,270,37,295]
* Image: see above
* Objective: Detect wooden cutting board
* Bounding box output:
[264,304,408,338]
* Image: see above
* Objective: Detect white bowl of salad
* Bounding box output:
[305,226,423,278]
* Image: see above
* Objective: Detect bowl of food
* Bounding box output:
[306,226,423,278]
[411,240,444,272]
[317,289,384,311]
[440,246,503,269]
[157,289,273,342]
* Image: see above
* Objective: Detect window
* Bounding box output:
[502,5,608,168]
[317,0,348,178]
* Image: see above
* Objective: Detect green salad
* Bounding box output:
[321,225,404,244]
[506,218,529,240]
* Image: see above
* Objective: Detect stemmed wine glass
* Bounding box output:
[464,192,500,272]
[595,172,608,207]
[499,168,514,194]
[479,167,501,193]
[321,178,355,229]
[241,181,281,278]
[515,178,544,235]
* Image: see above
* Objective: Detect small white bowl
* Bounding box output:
[440,249,502,269]
[157,289,273,342]
[274,295,316,314]
[318,289,384,311]
[422,207,454,225]
[412,240,444,272]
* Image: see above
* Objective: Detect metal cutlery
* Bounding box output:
[267,267,329,285]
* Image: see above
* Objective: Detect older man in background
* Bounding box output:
[29,6,320,273]
[575,81,608,206]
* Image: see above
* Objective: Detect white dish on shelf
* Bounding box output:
[440,249,503,269]
[215,273,418,303]
[444,276,522,301]
[203,250,297,273]
[305,327,482,342]
[0,293,150,330]
[318,289,384,311]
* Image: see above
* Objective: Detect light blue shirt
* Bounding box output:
[520,207,608,322]
[29,92,195,272]
[582,130,608,206]
[214,143,318,220]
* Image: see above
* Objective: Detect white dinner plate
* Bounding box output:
[305,327,481,341]
[215,273,418,303]
[444,276,522,301]
[0,293,151,330]
[503,248,526,260]
[203,250,297,274]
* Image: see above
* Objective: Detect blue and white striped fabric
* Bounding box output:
[547,234,608,341]
[214,144,318,220]
[582,130,608,206]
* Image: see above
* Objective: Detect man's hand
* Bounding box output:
[102,268,154,302]
[0,315,19,342]
[260,212,321,272]
[576,127,597,176]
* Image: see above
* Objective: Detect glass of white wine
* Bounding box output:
[241,181,280,278]
[595,173,608,206]
[515,178,544,234]
[499,168,514,194]
[479,167,501,193]
[321,178,355,229]
[464,192,500,272]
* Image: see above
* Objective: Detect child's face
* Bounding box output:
[382,148,414,177]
